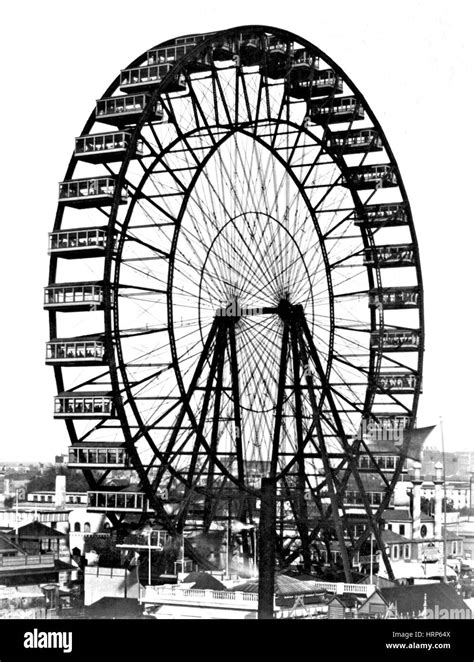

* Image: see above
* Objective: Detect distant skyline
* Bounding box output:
[1,0,472,460]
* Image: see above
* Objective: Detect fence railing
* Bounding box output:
[141,579,372,608]
[311,581,372,596]
[0,553,55,569]
[141,585,260,609]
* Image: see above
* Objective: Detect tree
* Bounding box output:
[26,466,88,493]
[84,534,122,567]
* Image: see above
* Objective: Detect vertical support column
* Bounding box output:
[297,327,353,582]
[202,325,227,531]
[227,322,251,563]
[226,497,232,579]
[300,316,394,581]
[412,462,422,540]
[258,477,276,620]
[289,321,312,571]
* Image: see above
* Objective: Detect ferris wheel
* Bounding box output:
[45,25,424,581]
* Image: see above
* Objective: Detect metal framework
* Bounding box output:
[46,26,424,581]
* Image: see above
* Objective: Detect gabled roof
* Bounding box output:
[381,530,411,544]
[327,594,360,608]
[84,597,153,619]
[16,521,66,538]
[380,582,470,616]
[358,588,389,611]
[182,572,226,591]
[232,573,326,597]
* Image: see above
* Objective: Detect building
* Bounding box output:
[445,519,474,562]
[69,510,108,556]
[0,584,48,618]
[0,505,70,532]
[327,589,391,619]
[350,462,467,582]
[380,582,472,619]
[0,525,76,617]
[27,492,88,506]
[421,450,474,480]
[84,596,150,619]
[140,574,379,619]
[25,473,87,508]
[12,521,69,560]
[84,566,140,606]
[380,530,412,563]
[420,479,471,511]
[384,462,463,566]
[0,535,74,589]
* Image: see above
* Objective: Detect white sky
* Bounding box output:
[0,0,472,460]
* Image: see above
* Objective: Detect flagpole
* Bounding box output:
[226,520,230,579]
[253,526,257,575]
[15,489,19,528]
[226,497,231,579]
[148,529,152,586]
[370,533,374,584]
[440,416,447,583]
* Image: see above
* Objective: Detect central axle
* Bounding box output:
[215,299,304,320]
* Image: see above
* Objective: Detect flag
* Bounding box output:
[404,426,436,461]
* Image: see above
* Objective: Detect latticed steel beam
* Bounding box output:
[300,315,394,581]
[289,320,312,572]
[295,321,353,580]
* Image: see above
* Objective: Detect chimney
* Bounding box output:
[434,461,443,539]
[55,474,66,509]
[412,462,422,538]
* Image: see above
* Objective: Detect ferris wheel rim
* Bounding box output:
[46,25,425,577]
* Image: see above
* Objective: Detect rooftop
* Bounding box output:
[382,509,433,523]
[381,530,412,544]
[15,521,66,538]
[380,582,470,616]
[182,572,227,591]
[85,597,153,619]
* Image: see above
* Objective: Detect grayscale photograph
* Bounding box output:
[0,1,472,659]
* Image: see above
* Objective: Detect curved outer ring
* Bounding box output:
[48,25,424,522]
